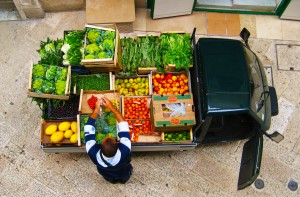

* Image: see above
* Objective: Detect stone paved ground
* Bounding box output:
[0,11,299,197]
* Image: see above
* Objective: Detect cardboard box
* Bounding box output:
[150,70,191,95]
[151,94,196,131]
[41,119,80,147]
[81,24,122,71]
[161,128,193,143]
[28,65,71,100]
[112,74,151,96]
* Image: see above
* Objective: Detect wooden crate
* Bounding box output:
[28,65,71,100]
[150,70,192,95]
[73,72,113,94]
[112,74,151,96]
[161,128,193,143]
[78,89,120,114]
[41,119,80,147]
[81,24,122,71]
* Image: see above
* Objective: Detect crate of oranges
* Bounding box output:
[122,96,152,142]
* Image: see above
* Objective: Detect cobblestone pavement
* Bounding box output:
[0,11,299,197]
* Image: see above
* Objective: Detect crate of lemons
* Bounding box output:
[45,121,78,144]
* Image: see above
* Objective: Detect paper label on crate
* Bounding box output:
[170,118,180,125]
[168,96,177,102]
[153,94,192,101]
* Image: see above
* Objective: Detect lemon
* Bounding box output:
[45,124,57,135]
[64,129,73,138]
[70,121,77,133]
[50,131,64,143]
[70,133,78,143]
[58,121,71,131]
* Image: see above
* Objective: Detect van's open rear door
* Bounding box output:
[238,131,263,189]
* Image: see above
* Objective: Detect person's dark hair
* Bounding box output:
[101,137,118,157]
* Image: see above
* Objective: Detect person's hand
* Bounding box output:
[94,100,101,113]
[101,96,114,111]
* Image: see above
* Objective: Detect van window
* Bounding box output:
[244,47,266,122]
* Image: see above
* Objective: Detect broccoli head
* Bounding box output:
[55,79,66,95]
[32,78,43,92]
[103,39,115,52]
[85,43,100,55]
[107,132,116,138]
[98,51,106,59]
[42,80,55,94]
[84,54,94,59]
[32,64,45,78]
[95,133,106,144]
[45,66,57,81]
[87,29,100,43]
[104,112,116,126]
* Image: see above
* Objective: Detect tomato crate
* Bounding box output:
[112,74,151,96]
[28,64,71,100]
[41,119,80,147]
[150,70,191,95]
[161,129,193,143]
[81,24,122,72]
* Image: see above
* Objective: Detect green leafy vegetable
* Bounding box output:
[160,33,192,70]
[62,30,85,65]
[38,38,64,65]
[32,78,43,92]
[42,80,55,94]
[75,74,110,93]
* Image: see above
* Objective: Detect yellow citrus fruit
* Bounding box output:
[58,121,71,131]
[64,129,73,139]
[45,124,57,135]
[70,121,77,133]
[50,131,64,143]
[70,133,78,143]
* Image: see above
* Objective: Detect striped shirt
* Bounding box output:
[84,117,132,181]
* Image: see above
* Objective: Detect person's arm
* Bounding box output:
[84,100,101,165]
[102,97,124,122]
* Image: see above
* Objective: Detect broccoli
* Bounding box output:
[95,133,106,144]
[80,130,85,143]
[45,66,57,81]
[42,80,55,94]
[98,51,106,59]
[104,112,116,126]
[107,132,116,138]
[84,54,94,59]
[55,80,66,95]
[85,43,100,55]
[104,31,115,40]
[56,68,67,81]
[103,39,115,52]
[87,29,100,43]
[44,43,55,53]
[32,78,43,92]
[32,64,45,78]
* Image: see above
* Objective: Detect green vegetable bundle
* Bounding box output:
[84,27,116,60]
[31,64,68,95]
[62,30,85,66]
[75,73,110,93]
[160,33,193,70]
[164,131,191,142]
[37,38,64,65]
[80,113,117,144]
[120,36,162,75]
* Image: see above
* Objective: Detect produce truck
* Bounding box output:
[40,28,281,190]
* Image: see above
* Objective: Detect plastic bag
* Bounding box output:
[165,103,186,117]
